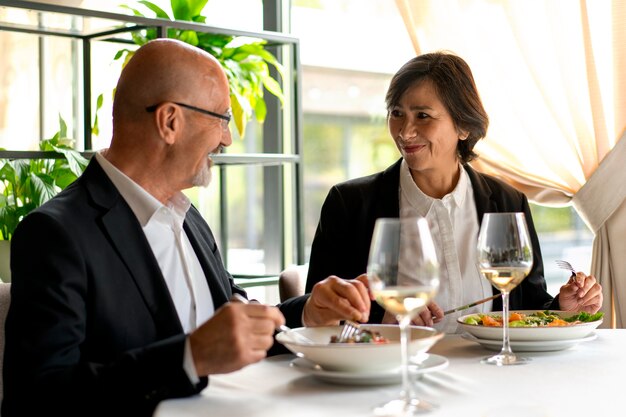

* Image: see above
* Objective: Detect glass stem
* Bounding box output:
[398,315,415,404]
[500,291,513,356]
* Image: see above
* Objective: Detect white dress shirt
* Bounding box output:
[399,160,493,333]
[96,152,213,382]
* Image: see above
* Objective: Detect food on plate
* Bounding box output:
[462,310,604,327]
[329,329,389,344]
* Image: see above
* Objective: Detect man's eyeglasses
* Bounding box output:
[146,102,231,131]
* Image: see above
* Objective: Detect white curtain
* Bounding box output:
[395,0,626,327]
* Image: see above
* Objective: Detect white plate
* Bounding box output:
[461,332,598,352]
[276,325,443,372]
[457,310,602,341]
[290,353,449,386]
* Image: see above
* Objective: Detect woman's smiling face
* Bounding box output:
[388,79,465,175]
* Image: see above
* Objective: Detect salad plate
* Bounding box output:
[461,331,598,352]
[289,353,449,386]
[457,310,603,341]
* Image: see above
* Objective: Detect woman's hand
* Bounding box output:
[381,301,443,327]
[302,274,371,326]
[557,272,603,313]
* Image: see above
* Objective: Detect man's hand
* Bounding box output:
[302,274,371,326]
[557,272,603,313]
[189,299,285,376]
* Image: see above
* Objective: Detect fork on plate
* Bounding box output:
[336,320,361,343]
[555,260,577,279]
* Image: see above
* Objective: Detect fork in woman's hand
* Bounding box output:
[555,260,576,277]
[555,260,581,287]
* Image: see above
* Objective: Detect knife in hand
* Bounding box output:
[443,294,500,316]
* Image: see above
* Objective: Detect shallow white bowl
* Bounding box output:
[275,324,443,373]
[457,310,602,341]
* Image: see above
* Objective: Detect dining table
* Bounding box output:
[154,329,626,417]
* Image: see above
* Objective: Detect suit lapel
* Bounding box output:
[357,160,402,273]
[376,159,403,218]
[183,212,231,308]
[83,159,183,337]
[465,164,497,225]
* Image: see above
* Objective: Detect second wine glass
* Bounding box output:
[476,212,533,366]
[367,217,440,415]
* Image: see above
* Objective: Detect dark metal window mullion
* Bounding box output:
[219,166,229,267]
[37,12,45,142]
[82,37,91,150]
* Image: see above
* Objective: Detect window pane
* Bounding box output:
[302,113,398,258]
[530,204,593,296]
[0,31,78,149]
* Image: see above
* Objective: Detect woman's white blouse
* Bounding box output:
[399,160,493,333]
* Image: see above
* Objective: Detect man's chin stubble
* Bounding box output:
[191,166,212,188]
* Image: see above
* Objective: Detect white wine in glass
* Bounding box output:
[476,212,533,366]
[367,217,440,415]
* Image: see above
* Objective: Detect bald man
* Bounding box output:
[2,39,370,417]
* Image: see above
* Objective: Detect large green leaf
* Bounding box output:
[197,33,232,48]
[113,49,129,61]
[0,205,19,241]
[58,115,68,139]
[0,159,16,181]
[179,30,199,46]
[51,171,78,190]
[0,130,87,239]
[262,75,284,105]
[51,145,89,178]
[251,48,285,80]
[254,95,267,123]
[224,37,266,49]
[138,0,171,19]
[11,159,30,181]
[230,92,248,138]
[91,93,104,136]
[28,172,57,207]
[171,0,209,21]
[130,30,151,45]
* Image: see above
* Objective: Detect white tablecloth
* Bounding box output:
[154,329,626,417]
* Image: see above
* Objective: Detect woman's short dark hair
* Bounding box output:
[385,51,489,163]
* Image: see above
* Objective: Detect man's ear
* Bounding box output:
[154,103,180,145]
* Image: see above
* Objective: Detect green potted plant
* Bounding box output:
[0,117,89,282]
[116,0,285,138]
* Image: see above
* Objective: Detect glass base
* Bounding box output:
[481,353,529,366]
[373,398,437,416]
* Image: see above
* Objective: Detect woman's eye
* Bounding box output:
[417,112,430,119]
[389,110,403,118]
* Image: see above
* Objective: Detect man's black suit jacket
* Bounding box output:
[2,158,306,417]
[306,159,558,324]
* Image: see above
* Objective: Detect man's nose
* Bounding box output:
[222,128,233,147]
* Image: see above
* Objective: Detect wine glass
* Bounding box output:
[476,212,533,366]
[367,217,440,415]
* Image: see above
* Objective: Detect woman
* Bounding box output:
[305,51,602,333]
